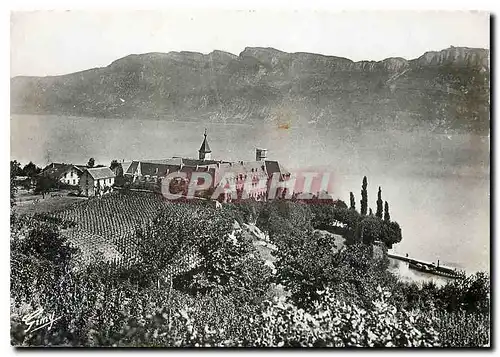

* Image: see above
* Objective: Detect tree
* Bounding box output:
[374,220,402,249]
[11,215,80,336]
[11,160,23,177]
[355,213,402,249]
[22,161,41,178]
[384,201,390,222]
[11,215,78,268]
[382,221,402,248]
[349,192,356,210]
[360,176,368,216]
[35,176,58,198]
[87,158,95,168]
[333,199,348,209]
[110,160,120,171]
[10,178,16,208]
[273,227,342,308]
[358,215,383,244]
[134,214,196,288]
[10,161,21,208]
[134,204,254,293]
[110,161,124,186]
[376,187,383,219]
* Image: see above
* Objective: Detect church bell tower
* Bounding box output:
[198,129,212,160]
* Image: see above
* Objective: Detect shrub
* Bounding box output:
[249,286,440,347]
[431,310,490,347]
[140,286,441,347]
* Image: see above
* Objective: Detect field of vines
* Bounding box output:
[63,229,122,266]
[52,191,171,267]
[51,191,206,277]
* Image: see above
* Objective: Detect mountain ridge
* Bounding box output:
[11,46,490,133]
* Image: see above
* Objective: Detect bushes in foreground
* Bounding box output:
[235,286,440,347]
[11,278,489,347]
[11,281,442,347]
[10,203,490,347]
[432,310,490,347]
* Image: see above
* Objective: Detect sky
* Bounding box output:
[10,10,490,77]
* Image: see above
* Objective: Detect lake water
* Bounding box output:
[10,114,490,273]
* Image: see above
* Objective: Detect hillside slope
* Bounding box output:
[11,46,490,133]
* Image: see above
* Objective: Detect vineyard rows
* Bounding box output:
[50,191,214,277]
[52,191,171,267]
[63,228,122,265]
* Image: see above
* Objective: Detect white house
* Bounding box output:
[40,163,86,186]
[60,166,85,186]
[79,167,116,197]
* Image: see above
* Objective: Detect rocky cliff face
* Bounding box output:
[415,46,489,68]
[11,46,490,133]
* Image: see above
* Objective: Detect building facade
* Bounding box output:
[79,167,116,197]
[40,163,86,186]
[117,130,291,201]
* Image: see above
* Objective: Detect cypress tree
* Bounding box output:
[376,186,383,219]
[349,192,356,210]
[360,176,368,216]
[384,201,390,222]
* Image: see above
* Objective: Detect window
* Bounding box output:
[72,179,75,185]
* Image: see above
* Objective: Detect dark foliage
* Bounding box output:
[360,176,368,216]
[349,192,356,210]
[384,201,391,222]
[11,161,20,207]
[34,176,59,197]
[376,187,383,219]
[110,160,120,170]
[22,161,41,178]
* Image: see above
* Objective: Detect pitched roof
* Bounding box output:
[125,161,140,175]
[165,157,228,167]
[73,165,87,173]
[265,160,291,177]
[41,163,84,179]
[120,161,133,174]
[85,167,116,180]
[141,159,172,164]
[136,157,233,167]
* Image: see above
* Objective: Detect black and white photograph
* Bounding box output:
[9,8,490,348]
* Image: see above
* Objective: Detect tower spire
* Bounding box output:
[198,128,212,160]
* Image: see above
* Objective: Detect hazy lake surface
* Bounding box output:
[11,115,490,273]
